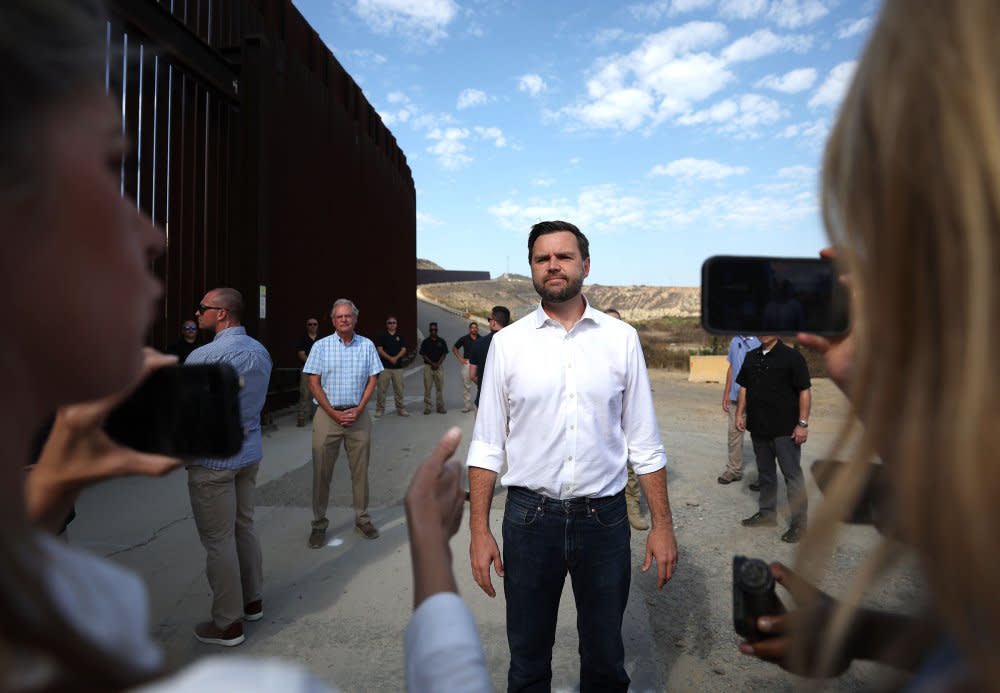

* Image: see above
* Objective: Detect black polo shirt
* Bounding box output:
[453,333,479,358]
[296,333,317,359]
[736,340,810,439]
[420,336,448,364]
[375,331,407,368]
[469,331,495,408]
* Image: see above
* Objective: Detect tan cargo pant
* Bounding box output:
[423,365,445,413]
[187,463,263,629]
[376,368,406,412]
[311,408,372,529]
[726,402,747,475]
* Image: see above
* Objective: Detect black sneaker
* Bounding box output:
[308,527,326,549]
[781,525,805,543]
[243,599,263,622]
[741,511,777,527]
[748,481,761,492]
[194,620,245,647]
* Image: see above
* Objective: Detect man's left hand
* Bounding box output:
[642,524,678,589]
[792,425,808,445]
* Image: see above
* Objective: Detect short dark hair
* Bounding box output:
[212,288,244,323]
[429,322,438,329]
[469,321,478,328]
[528,220,589,260]
[491,306,511,327]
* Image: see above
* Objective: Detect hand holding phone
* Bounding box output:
[733,555,785,640]
[26,349,186,530]
[104,362,244,458]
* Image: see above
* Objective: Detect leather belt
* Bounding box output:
[331,405,357,411]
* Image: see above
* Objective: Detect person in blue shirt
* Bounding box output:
[718,335,760,486]
[186,288,273,647]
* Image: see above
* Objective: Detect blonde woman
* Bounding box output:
[740,1,1000,690]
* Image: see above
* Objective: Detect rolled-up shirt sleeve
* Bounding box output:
[404,593,490,692]
[622,329,667,476]
[467,334,507,473]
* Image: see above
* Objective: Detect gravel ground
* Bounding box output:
[638,371,922,692]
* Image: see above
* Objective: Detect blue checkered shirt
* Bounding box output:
[303,333,383,406]
[185,326,273,470]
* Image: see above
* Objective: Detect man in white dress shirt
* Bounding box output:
[466,220,679,692]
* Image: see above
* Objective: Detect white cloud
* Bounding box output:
[676,93,785,136]
[353,0,459,43]
[630,0,713,21]
[778,118,828,141]
[489,185,648,234]
[518,74,547,97]
[837,16,872,39]
[650,157,749,180]
[809,61,856,109]
[474,126,507,147]
[387,91,408,104]
[721,29,811,63]
[348,49,388,66]
[533,178,556,187]
[426,127,471,169]
[457,88,488,110]
[563,21,814,132]
[767,0,828,29]
[416,211,444,228]
[755,67,816,93]
[563,21,733,131]
[778,164,816,179]
[651,189,817,228]
[718,0,767,19]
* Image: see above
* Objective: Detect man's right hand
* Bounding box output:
[722,397,731,413]
[470,529,504,597]
[735,414,746,432]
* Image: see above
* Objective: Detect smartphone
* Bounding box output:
[811,459,887,526]
[104,364,244,458]
[701,256,849,336]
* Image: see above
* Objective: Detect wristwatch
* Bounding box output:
[797,419,809,428]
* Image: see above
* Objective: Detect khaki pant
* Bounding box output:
[625,467,643,505]
[458,361,472,410]
[298,370,317,425]
[726,402,747,475]
[376,368,405,412]
[312,408,372,529]
[187,463,263,629]
[423,365,445,413]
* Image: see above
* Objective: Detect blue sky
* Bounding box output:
[292,0,875,287]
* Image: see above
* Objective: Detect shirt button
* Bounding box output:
[570,425,575,430]
[568,455,573,461]
[569,393,575,398]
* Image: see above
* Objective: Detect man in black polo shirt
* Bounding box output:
[419,322,449,414]
[468,306,511,409]
[375,315,409,417]
[451,322,479,413]
[296,317,320,426]
[735,335,811,543]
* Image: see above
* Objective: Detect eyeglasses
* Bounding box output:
[386,321,397,324]
[183,326,198,332]
[197,304,224,313]
[307,322,318,326]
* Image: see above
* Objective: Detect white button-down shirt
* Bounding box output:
[467,299,667,499]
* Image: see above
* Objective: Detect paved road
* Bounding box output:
[68,300,662,692]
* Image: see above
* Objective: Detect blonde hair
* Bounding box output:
[799,0,1000,686]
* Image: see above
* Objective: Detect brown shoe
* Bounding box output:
[718,470,743,484]
[397,409,410,417]
[355,521,379,540]
[243,599,263,622]
[437,409,447,414]
[194,620,244,647]
[308,527,326,549]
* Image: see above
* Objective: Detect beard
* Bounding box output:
[533,272,584,303]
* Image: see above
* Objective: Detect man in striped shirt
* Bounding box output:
[304,298,384,548]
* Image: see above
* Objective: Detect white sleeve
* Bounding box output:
[466,335,507,473]
[404,593,490,692]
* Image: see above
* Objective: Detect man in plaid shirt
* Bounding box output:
[303,298,384,547]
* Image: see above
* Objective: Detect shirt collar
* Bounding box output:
[531,295,598,330]
[212,325,247,341]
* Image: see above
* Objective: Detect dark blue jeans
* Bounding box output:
[502,486,631,693]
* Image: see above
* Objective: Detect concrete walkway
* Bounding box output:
[68,301,662,692]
